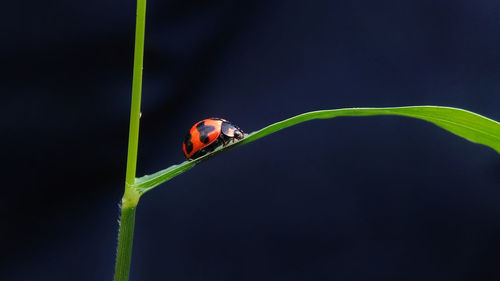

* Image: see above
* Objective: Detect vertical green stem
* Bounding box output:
[113,0,147,280]
[125,0,147,186]
[114,194,139,281]
[115,208,136,280]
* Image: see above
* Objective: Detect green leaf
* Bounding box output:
[133,106,500,194]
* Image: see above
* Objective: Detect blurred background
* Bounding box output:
[2,0,500,280]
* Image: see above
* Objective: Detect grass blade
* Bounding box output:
[134,106,500,194]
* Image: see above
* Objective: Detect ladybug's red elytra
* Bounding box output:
[183,118,244,160]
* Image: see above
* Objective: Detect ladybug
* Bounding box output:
[183,118,245,160]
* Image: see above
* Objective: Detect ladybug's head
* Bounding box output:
[233,129,244,140]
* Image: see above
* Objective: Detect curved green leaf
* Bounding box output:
[134,106,500,194]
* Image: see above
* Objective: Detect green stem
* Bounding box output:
[115,207,136,281]
[125,0,147,186]
[113,0,147,279]
[114,188,140,281]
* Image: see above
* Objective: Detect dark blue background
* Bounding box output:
[2,0,500,280]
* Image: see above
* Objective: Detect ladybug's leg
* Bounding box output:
[207,138,221,151]
[220,134,231,147]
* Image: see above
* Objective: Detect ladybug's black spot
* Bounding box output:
[184,133,193,154]
[196,121,206,129]
[200,135,210,144]
[196,121,216,144]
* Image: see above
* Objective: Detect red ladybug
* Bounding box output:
[183,118,245,160]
